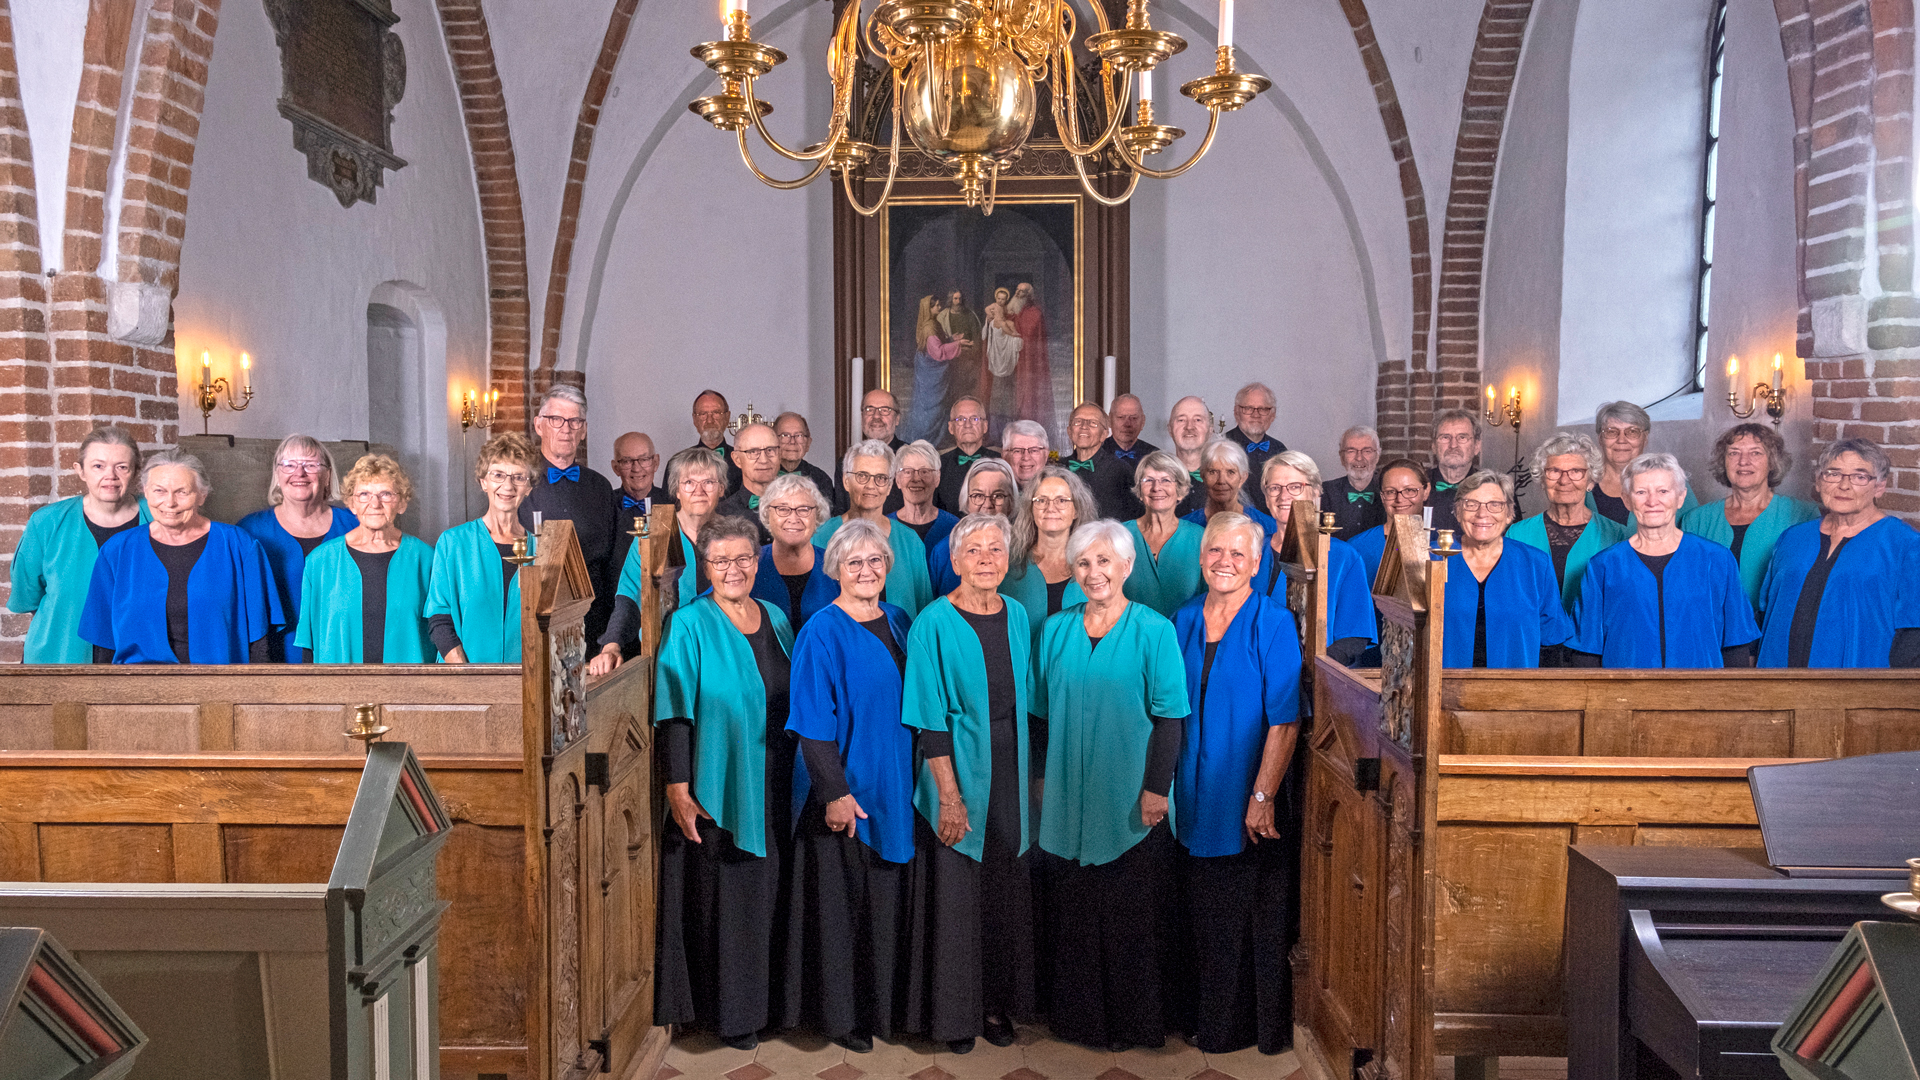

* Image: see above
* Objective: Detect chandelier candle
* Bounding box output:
[1218,0,1232,49]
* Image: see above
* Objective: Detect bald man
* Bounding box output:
[609,431,671,577]
[1167,395,1212,515]
[714,422,779,544]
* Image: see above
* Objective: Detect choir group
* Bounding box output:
[8,381,1919,1057]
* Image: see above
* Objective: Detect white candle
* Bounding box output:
[1102,355,1117,412]
[1140,69,1153,105]
[849,356,865,446]
[240,351,252,393]
[1218,0,1233,49]
[1771,353,1783,391]
[723,0,746,17]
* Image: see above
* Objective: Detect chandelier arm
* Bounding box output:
[1071,149,1142,207]
[1112,105,1222,180]
[738,3,861,162]
[839,73,907,218]
[1051,55,1127,157]
[737,127,836,188]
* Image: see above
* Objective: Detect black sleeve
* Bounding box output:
[1722,641,1758,668]
[302,648,312,664]
[1029,713,1048,778]
[599,595,641,655]
[249,637,269,664]
[661,719,694,785]
[93,644,114,664]
[1327,636,1368,667]
[1892,628,1920,668]
[1566,648,1603,668]
[919,728,955,760]
[428,614,462,657]
[1142,714,1181,797]
[799,737,852,803]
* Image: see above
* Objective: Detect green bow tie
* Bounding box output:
[957,452,980,466]
[1190,470,1204,483]
[1347,489,1375,504]
[1067,458,1095,473]
[1435,480,1457,493]
[748,494,760,511]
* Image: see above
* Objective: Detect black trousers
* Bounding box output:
[1179,835,1295,1055]
[901,815,1036,1042]
[655,816,785,1039]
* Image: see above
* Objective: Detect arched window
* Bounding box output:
[1693,0,1728,390]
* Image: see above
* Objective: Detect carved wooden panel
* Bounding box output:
[85,704,202,752]
[223,825,346,883]
[1431,824,1570,1018]
[1620,709,1793,757]
[0,705,54,749]
[263,0,409,206]
[1838,709,1920,754]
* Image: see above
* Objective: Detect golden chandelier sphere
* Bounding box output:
[901,33,1036,162]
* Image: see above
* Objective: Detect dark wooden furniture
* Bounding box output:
[1773,920,1920,1080]
[0,926,146,1080]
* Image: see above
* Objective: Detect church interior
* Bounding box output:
[2,0,1919,1079]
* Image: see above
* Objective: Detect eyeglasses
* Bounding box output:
[278,460,326,474]
[705,554,757,571]
[848,471,892,487]
[766,504,815,519]
[1819,469,1879,487]
[1435,434,1477,447]
[735,447,780,460]
[1139,475,1179,488]
[538,415,587,430]
[861,405,898,418]
[1238,405,1276,416]
[840,555,888,573]
[486,469,532,486]
[1542,467,1589,481]
[351,490,400,505]
[897,467,937,481]
[776,431,810,442]
[1382,486,1426,500]
[1031,495,1075,509]
[1068,418,1104,430]
[613,455,657,468]
[1600,425,1645,441]
[1003,446,1046,457]
[966,491,1011,507]
[1263,482,1312,498]
[950,415,987,426]
[678,477,719,492]
[1457,498,1509,516]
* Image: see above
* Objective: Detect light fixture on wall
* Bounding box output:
[1726,353,1788,426]
[195,350,254,436]
[686,0,1268,214]
[460,388,500,432]
[1485,383,1530,497]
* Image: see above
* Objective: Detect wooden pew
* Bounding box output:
[1289,516,1920,1080]
[0,515,675,1080]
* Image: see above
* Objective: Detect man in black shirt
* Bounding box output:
[608,430,671,582]
[685,389,744,495]
[836,388,907,515]
[518,384,618,642]
[714,422,779,544]
[1428,409,1481,535]
[1062,402,1134,520]
[935,395,1000,513]
[772,411,835,505]
[1102,393,1159,460]
[1322,425,1386,539]
[1225,381,1286,512]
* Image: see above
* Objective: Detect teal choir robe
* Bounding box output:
[1570,533,1758,667]
[814,516,933,617]
[787,602,918,863]
[654,596,796,858]
[1122,518,1205,617]
[901,595,1033,861]
[1757,517,1920,668]
[292,535,436,663]
[615,526,702,617]
[999,560,1087,642]
[79,521,283,664]
[1441,542,1573,668]
[1033,602,1189,866]
[237,506,357,663]
[423,518,523,663]
[7,496,151,663]
[1251,537,1378,648]
[1507,511,1631,611]
[750,544,837,630]
[1681,494,1821,609]
[1170,592,1302,858]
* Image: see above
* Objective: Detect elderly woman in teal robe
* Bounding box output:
[816,439,934,616]
[425,432,537,664]
[1508,433,1630,612]
[1032,519,1188,1051]
[900,513,1034,1055]
[654,514,797,1050]
[1001,465,1094,636]
[1682,423,1819,609]
[9,425,149,662]
[238,434,357,662]
[591,447,727,674]
[294,454,435,663]
[1123,450,1206,616]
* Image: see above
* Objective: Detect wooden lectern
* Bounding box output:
[0,926,146,1080]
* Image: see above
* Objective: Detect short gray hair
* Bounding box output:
[893,438,941,478]
[1340,425,1380,450]
[1531,432,1604,482]
[141,448,211,497]
[1433,408,1481,441]
[267,434,340,504]
[960,458,1017,509]
[948,512,1012,557]
[1001,419,1048,448]
[665,446,725,491]
[1200,510,1264,556]
[1234,382,1275,407]
[1454,469,1515,512]
[842,438,897,477]
[1595,400,1652,435]
[539,384,588,415]
[1133,449,1191,501]
[1066,518,1135,571]
[822,516,894,580]
[1620,452,1687,498]
[1199,437,1249,475]
[1264,449,1323,491]
[1814,437,1891,481]
[758,472,830,531]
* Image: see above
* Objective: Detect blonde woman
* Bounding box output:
[237,434,356,661]
[425,432,538,663]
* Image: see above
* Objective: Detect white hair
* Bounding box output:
[842,438,897,476]
[1264,449,1323,490]
[822,516,894,580]
[539,383,588,414]
[1199,437,1249,474]
[893,439,941,478]
[1620,452,1688,497]
[758,472,831,531]
[960,458,1017,508]
[142,448,212,497]
[1001,419,1048,448]
[1340,425,1379,449]
[948,512,1012,555]
[1234,382,1275,407]
[1066,518,1136,571]
[1200,510,1264,555]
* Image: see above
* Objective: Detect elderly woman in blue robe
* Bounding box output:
[9,425,149,662]
[817,439,935,616]
[1172,512,1303,1055]
[900,513,1035,1055]
[293,454,435,663]
[238,434,357,662]
[750,472,837,632]
[1441,471,1573,667]
[780,517,915,1054]
[1757,438,1920,667]
[654,514,797,1050]
[1570,453,1758,668]
[1682,423,1820,610]
[80,449,281,664]
[1001,465,1096,636]
[1032,519,1188,1051]
[1250,452,1376,665]
[1508,433,1630,612]
[425,432,537,664]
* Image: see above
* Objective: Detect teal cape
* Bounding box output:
[814,515,933,617]
[1033,602,1189,866]
[653,596,795,857]
[292,534,437,663]
[423,518,523,663]
[7,496,151,663]
[614,527,703,620]
[1507,511,1631,611]
[1000,559,1087,641]
[902,595,1032,861]
[1681,494,1820,609]
[1121,518,1205,616]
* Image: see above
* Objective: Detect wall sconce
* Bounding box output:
[728,402,766,434]
[1485,382,1531,496]
[461,388,500,432]
[1727,353,1788,426]
[195,350,253,435]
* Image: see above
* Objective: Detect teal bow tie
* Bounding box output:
[1435,480,1457,493]
[1347,489,1375,504]
[748,494,760,511]
[957,452,980,466]
[1067,458,1095,473]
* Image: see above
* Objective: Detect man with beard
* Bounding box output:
[684,389,743,495]
[1166,395,1213,516]
[1427,409,1482,534]
[1010,282,1055,431]
[939,287,984,424]
[1225,382,1286,512]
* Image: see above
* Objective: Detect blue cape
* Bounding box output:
[1758,517,1920,667]
[1506,512,1632,611]
[749,543,837,631]
[1571,532,1758,667]
[1252,537,1377,647]
[79,522,284,663]
[237,506,357,664]
[1442,541,1574,668]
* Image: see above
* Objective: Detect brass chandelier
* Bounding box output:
[686,0,1269,214]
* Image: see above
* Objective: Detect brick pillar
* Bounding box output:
[0,0,49,660]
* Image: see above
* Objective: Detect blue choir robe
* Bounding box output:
[1252,537,1377,648]
[79,522,283,664]
[1182,503,1278,542]
[1349,524,1388,589]
[1034,602,1189,867]
[787,602,918,863]
[1441,542,1573,668]
[654,596,796,858]
[1681,494,1821,610]
[1506,511,1631,611]
[814,516,933,617]
[902,595,1033,861]
[292,535,436,663]
[1570,533,1758,668]
[238,506,357,664]
[929,535,959,596]
[1757,517,1920,668]
[8,496,151,663]
[749,543,837,630]
[1000,560,1087,642]
[894,508,959,566]
[1122,518,1205,617]
[423,518,523,663]
[1170,592,1302,858]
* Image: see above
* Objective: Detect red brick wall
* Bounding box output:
[0,0,49,659]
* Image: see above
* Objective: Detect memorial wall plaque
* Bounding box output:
[265,0,408,207]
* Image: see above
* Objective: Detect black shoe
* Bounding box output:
[835,1032,874,1054]
[947,1037,976,1054]
[720,1031,758,1051]
[982,1017,1016,1047]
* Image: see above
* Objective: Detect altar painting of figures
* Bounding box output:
[885,200,1080,448]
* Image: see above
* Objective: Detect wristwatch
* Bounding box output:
[1252,790,1270,803]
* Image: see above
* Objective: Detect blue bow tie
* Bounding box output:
[621,493,646,511]
[548,464,580,484]
[1112,447,1138,462]
[1246,439,1271,453]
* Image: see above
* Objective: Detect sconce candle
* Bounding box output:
[240,352,252,394]
[1772,353,1783,392]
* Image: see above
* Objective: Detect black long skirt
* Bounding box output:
[780,804,909,1039]
[1043,822,1179,1049]
[1180,833,1294,1055]
[655,816,785,1040]
[900,815,1037,1042]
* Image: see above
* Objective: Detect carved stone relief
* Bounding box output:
[263,0,409,206]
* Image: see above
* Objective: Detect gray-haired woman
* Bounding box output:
[1003,464,1099,638]
[1125,450,1206,616]
[818,439,935,617]
[751,472,836,632]
[1183,438,1277,537]
[1439,471,1572,668]
[9,425,149,662]
[1681,422,1820,609]
[1590,401,1698,525]
[930,457,1017,594]
[1507,432,1630,611]
[238,434,357,662]
[891,438,959,554]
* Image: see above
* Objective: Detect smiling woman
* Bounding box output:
[236,435,358,663]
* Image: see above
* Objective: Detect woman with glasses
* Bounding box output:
[750,473,837,633]
[293,454,435,663]
[9,425,149,662]
[1181,439,1277,538]
[1249,452,1376,666]
[1682,423,1819,610]
[237,434,357,662]
[655,515,797,1050]
[1002,465,1096,638]
[930,458,1018,594]
[781,518,916,1054]
[1437,471,1572,668]
[1756,438,1920,667]
[1589,401,1698,526]
[816,440,935,617]
[1508,433,1630,611]
[1345,458,1430,586]
[591,447,728,671]
[891,439,959,555]
[1570,454,1757,668]
[1123,450,1206,616]
[424,433,538,663]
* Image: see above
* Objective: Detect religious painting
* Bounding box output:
[883,199,1081,448]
